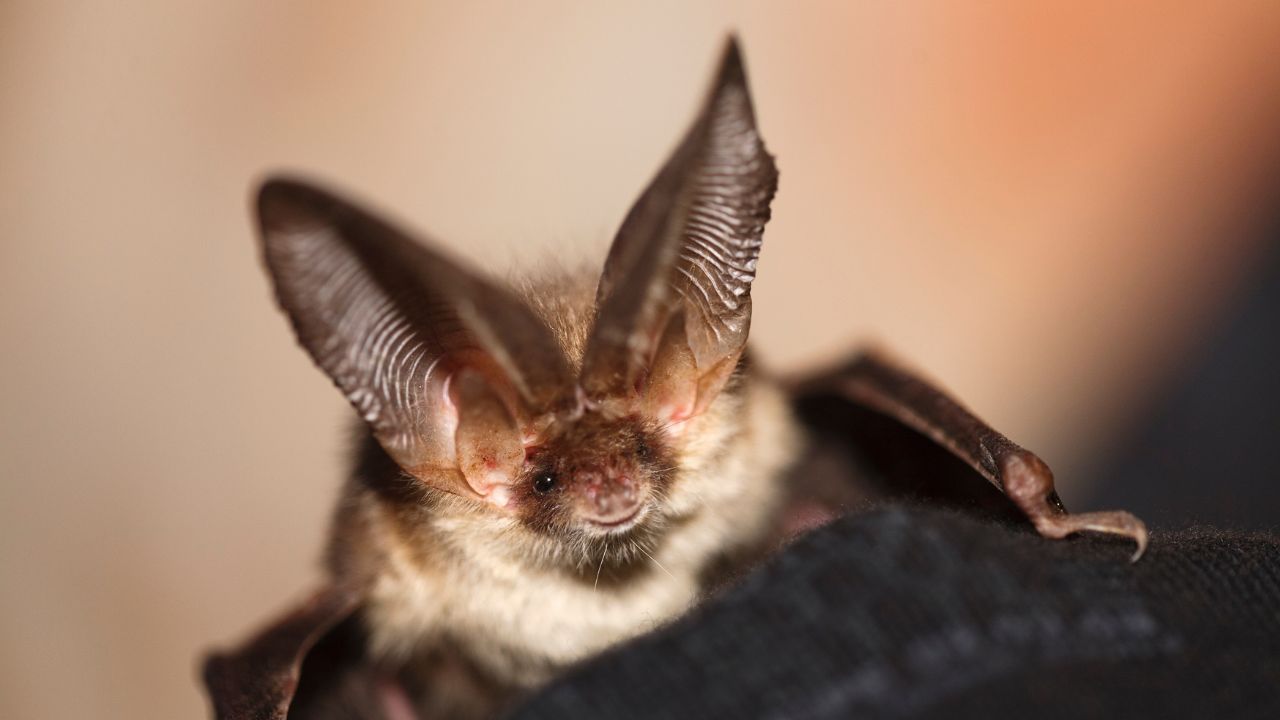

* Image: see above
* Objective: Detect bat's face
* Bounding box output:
[256,41,775,567]
[511,412,676,539]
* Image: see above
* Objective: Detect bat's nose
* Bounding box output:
[578,469,641,525]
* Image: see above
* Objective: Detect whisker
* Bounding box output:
[639,547,677,580]
[594,550,607,592]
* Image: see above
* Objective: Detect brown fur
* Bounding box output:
[511,265,598,371]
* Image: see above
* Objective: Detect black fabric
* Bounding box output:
[512,508,1280,719]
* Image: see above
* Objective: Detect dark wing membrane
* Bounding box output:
[789,349,1148,560]
[203,584,363,720]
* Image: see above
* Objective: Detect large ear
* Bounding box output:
[579,38,777,424]
[257,178,571,505]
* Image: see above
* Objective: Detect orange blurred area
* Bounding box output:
[3,3,1280,718]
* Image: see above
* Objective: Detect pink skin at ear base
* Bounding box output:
[483,483,513,510]
[661,410,694,440]
[442,369,525,510]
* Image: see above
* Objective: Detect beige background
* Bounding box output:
[4,3,1280,718]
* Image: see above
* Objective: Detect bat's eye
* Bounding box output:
[533,472,557,494]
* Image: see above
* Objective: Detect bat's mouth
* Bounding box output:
[585,505,645,533]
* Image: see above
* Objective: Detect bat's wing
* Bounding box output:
[787,349,1148,560]
[202,583,365,720]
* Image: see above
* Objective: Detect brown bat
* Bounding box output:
[203,38,1147,720]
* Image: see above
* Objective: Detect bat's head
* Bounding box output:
[256,38,776,563]
[514,411,674,537]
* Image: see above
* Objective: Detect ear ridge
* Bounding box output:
[582,37,777,412]
[257,177,570,498]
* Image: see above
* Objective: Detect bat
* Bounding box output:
[203,38,1147,720]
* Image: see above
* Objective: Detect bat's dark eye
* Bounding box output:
[635,438,653,463]
[533,472,557,494]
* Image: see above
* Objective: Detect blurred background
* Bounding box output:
[3,2,1280,718]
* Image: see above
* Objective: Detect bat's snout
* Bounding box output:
[576,469,644,528]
